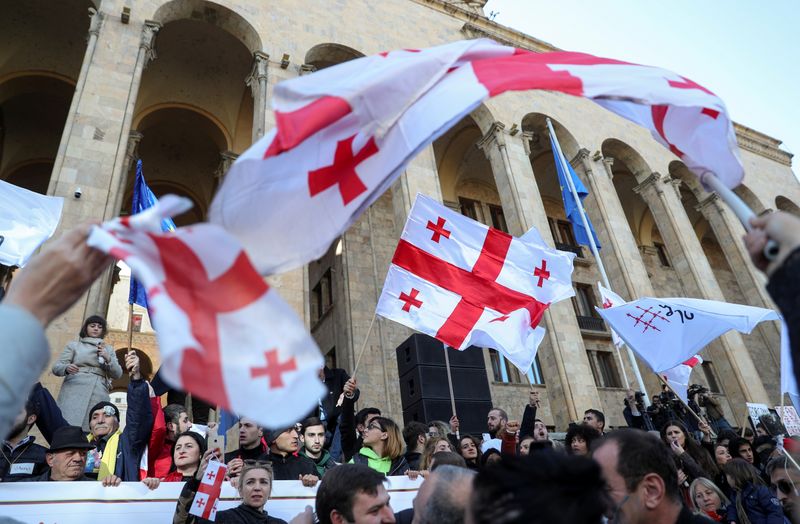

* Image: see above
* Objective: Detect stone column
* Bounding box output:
[573,149,660,394]
[633,173,770,412]
[477,120,602,428]
[246,51,269,142]
[214,151,239,187]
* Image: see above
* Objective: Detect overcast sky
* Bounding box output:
[483,0,797,172]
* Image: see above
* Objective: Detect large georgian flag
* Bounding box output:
[376,194,575,371]
[87,196,325,428]
[210,38,742,275]
[595,297,778,372]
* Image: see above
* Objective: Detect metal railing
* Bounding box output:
[555,242,584,258]
[577,315,606,331]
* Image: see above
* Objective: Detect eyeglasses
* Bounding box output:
[772,479,796,496]
[367,423,383,432]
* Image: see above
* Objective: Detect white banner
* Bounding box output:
[0,477,421,523]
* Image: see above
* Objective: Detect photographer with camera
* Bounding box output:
[622,389,656,431]
[689,384,732,434]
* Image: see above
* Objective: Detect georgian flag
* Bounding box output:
[597,282,627,349]
[211,38,742,276]
[87,196,325,428]
[190,460,227,520]
[661,355,703,403]
[376,194,575,371]
[596,297,778,372]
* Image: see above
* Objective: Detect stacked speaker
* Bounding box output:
[396,334,493,436]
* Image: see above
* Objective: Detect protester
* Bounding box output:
[519,390,540,440]
[402,421,427,470]
[481,448,502,468]
[486,408,508,439]
[314,464,396,524]
[715,443,732,468]
[340,405,381,463]
[429,451,466,471]
[518,434,535,456]
[427,420,450,440]
[690,386,732,433]
[299,416,339,478]
[583,409,606,434]
[30,426,95,482]
[766,456,800,523]
[419,437,453,471]
[0,224,113,440]
[660,419,719,482]
[753,436,779,473]
[350,416,410,476]
[689,477,730,522]
[261,426,319,486]
[226,416,267,478]
[457,435,481,471]
[565,423,601,457]
[313,366,359,461]
[731,437,757,466]
[532,419,552,442]
[411,465,475,524]
[593,429,713,523]
[162,431,207,482]
[469,452,607,524]
[723,458,786,524]
[1,399,48,481]
[175,451,287,523]
[146,403,192,478]
[50,315,122,431]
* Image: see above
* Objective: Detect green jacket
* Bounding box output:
[299,448,338,478]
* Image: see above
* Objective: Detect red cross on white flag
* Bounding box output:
[595,296,778,373]
[376,194,575,371]
[189,460,227,520]
[211,38,742,276]
[597,282,627,349]
[87,196,325,428]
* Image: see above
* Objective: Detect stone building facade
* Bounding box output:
[2,0,797,430]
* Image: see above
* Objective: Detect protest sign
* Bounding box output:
[775,406,800,436]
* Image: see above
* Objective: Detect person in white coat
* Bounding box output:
[52,315,122,431]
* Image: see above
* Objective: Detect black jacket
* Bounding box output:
[676,506,716,523]
[174,476,287,524]
[0,436,48,481]
[404,451,422,471]
[225,442,268,464]
[339,395,362,463]
[259,451,318,480]
[520,404,537,439]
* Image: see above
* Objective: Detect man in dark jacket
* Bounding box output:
[311,366,359,460]
[29,425,95,482]
[225,416,268,478]
[1,398,48,481]
[262,426,319,486]
[299,417,338,478]
[402,421,427,470]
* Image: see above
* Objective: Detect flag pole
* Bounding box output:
[126,302,134,353]
[546,118,648,403]
[442,343,460,440]
[337,314,378,408]
[655,373,713,436]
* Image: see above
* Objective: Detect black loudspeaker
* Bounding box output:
[395,334,493,436]
[403,399,493,436]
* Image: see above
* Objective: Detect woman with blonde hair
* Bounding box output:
[419,436,454,471]
[689,477,730,522]
[349,416,410,475]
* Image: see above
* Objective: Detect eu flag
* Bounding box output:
[128,160,176,308]
[549,132,601,249]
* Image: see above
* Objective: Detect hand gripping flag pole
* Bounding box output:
[547,118,650,404]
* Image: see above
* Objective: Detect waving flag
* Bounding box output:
[376,194,575,371]
[189,460,227,520]
[596,297,777,372]
[0,180,63,267]
[211,38,741,275]
[87,196,325,428]
[661,355,703,403]
[598,282,627,348]
[128,160,176,309]
[550,129,601,249]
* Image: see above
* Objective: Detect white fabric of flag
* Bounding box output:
[87,196,325,428]
[661,355,703,403]
[595,296,778,372]
[597,282,627,349]
[189,460,227,520]
[210,39,741,276]
[376,193,575,371]
[0,180,63,267]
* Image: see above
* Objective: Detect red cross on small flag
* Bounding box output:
[87,196,325,428]
[377,194,576,372]
[190,459,227,519]
[597,282,627,349]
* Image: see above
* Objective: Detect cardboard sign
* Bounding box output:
[775,406,800,436]
[747,402,771,429]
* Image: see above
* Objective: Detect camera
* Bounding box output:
[74,187,82,199]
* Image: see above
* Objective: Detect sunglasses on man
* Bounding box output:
[772,479,798,496]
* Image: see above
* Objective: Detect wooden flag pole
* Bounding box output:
[443,343,460,440]
[126,303,134,352]
[336,313,377,408]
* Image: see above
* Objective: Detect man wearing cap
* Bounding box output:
[30,426,95,482]
[263,426,319,486]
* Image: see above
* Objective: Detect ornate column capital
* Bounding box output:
[477,121,507,155]
[215,151,239,182]
[246,51,270,94]
[695,192,723,217]
[299,63,317,75]
[125,131,144,160]
[87,7,104,38]
[521,130,534,156]
[571,147,591,170]
[140,20,161,67]
[632,172,663,196]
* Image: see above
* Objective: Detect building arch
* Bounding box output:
[734,184,767,215]
[776,195,800,216]
[110,348,154,392]
[151,0,262,55]
[522,112,581,161]
[304,43,364,70]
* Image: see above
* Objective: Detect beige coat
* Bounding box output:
[52,337,123,431]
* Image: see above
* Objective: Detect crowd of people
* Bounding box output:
[2,205,800,523]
